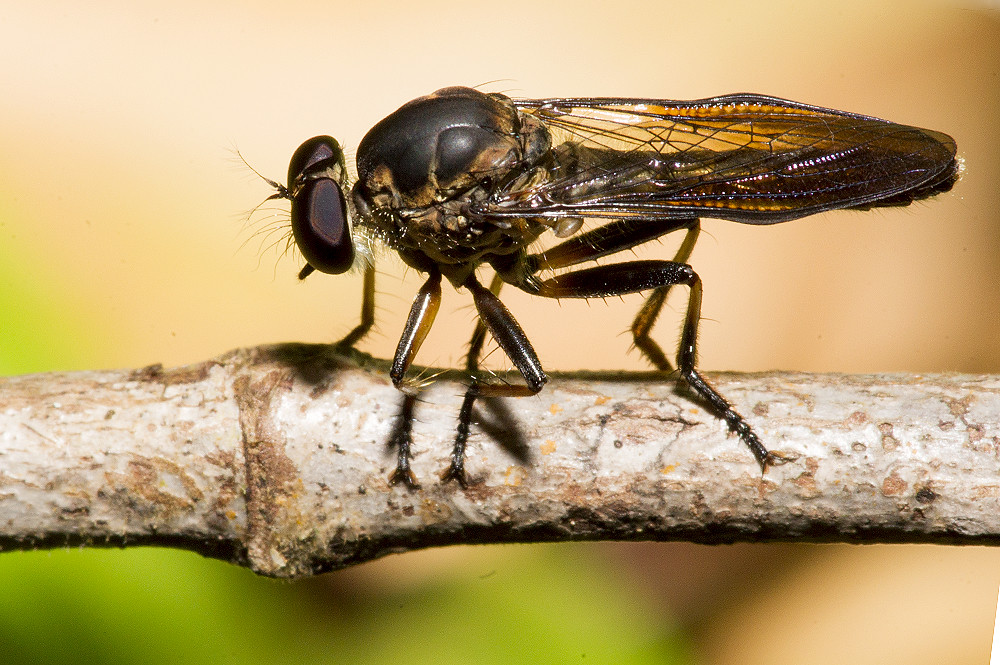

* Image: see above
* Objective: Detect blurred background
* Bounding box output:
[2,0,998,662]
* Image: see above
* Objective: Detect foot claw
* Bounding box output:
[761,450,796,471]
[440,463,468,488]
[388,466,421,489]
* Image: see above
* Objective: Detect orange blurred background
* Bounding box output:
[1,1,998,663]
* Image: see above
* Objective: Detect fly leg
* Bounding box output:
[463,273,504,375]
[442,274,503,486]
[442,273,546,487]
[526,217,700,370]
[385,268,443,488]
[337,262,376,349]
[508,250,774,471]
[526,217,699,273]
[621,230,780,468]
[300,261,376,349]
[630,220,699,372]
[386,392,419,488]
[522,217,700,372]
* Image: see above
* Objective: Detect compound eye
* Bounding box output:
[291,176,354,275]
[287,135,344,186]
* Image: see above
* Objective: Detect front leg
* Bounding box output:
[336,263,376,349]
[386,269,442,488]
[299,261,377,350]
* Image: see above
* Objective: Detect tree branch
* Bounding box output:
[1,343,998,577]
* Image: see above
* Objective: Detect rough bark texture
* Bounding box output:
[1,343,998,578]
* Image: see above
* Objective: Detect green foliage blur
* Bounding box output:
[0,546,690,665]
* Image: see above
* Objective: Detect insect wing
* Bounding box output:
[476,95,956,224]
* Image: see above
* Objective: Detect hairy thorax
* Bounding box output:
[350,86,553,285]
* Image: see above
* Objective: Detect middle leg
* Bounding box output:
[441,273,546,487]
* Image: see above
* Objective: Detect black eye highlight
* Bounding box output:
[290,177,354,275]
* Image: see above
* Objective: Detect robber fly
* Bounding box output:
[262,86,957,488]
